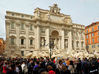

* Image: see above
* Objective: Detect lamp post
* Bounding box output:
[44,38,54,58]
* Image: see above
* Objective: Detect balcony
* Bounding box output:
[29,31,34,35]
[20,30,26,34]
[29,45,35,48]
[9,44,16,49]
[19,44,26,48]
[9,29,16,34]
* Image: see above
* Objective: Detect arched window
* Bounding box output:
[20,36,25,45]
[21,39,24,45]
[30,39,33,45]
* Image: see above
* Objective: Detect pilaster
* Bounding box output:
[68,31,72,52]
[46,27,49,49]
[36,25,40,50]
[61,29,64,49]
[25,23,29,50]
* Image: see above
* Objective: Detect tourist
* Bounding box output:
[21,61,28,74]
[68,60,74,74]
[27,60,33,74]
[47,65,55,74]
[2,61,8,74]
[60,65,71,74]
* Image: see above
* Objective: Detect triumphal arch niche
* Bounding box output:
[5,4,85,57]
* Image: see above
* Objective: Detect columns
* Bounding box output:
[46,28,49,49]
[36,25,40,49]
[6,21,10,50]
[83,32,86,50]
[26,24,29,50]
[16,23,20,49]
[79,33,81,50]
[68,31,72,52]
[61,29,64,49]
[58,37,61,49]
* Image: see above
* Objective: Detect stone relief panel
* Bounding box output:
[63,18,72,24]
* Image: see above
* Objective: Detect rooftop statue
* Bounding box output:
[49,4,60,14]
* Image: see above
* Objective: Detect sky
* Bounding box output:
[0,0,99,39]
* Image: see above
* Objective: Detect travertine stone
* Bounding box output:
[5,4,86,57]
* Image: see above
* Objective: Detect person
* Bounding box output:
[60,65,71,74]
[7,64,17,74]
[2,61,8,74]
[33,61,39,74]
[15,63,20,74]
[57,60,63,71]
[27,60,33,74]
[21,61,28,74]
[75,58,82,74]
[82,58,89,74]
[47,65,55,74]
[68,61,74,74]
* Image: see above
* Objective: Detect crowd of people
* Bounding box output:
[0,56,99,74]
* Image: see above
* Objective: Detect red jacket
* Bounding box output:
[49,70,55,74]
[2,66,7,74]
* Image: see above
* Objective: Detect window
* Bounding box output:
[98,37,99,41]
[87,30,88,33]
[30,39,33,45]
[86,35,88,38]
[92,33,94,37]
[92,28,94,31]
[92,45,95,48]
[21,39,24,45]
[92,45,94,48]
[30,24,32,30]
[21,15,24,17]
[10,38,14,45]
[81,42,84,47]
[87,40,88,44]
[21,51,24,56]
[92,39,94,43]
[98,32,99,35]
[31,16,32,19]
[76,41,79,47]
[21,24,24,30]
[11,23,14,29]
[98,26,99,30]
[12,13,14,16]
[98,45,99,47]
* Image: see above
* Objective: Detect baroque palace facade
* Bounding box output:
[5,4,85,57]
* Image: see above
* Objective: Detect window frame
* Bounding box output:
[21,39,24,45]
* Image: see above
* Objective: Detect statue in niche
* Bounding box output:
[41,38,46,47]
[54,39,59,49]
